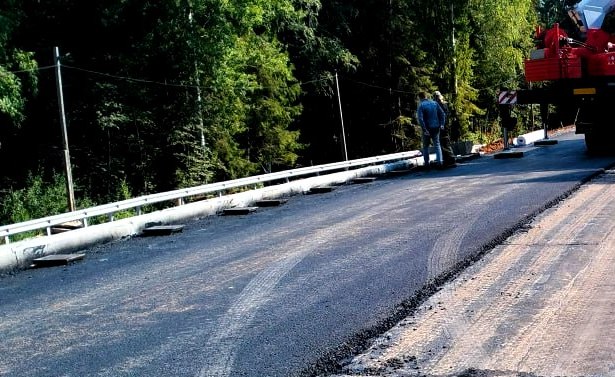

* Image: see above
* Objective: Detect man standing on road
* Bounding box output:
[433,91,458,168]
[417,91,445,168]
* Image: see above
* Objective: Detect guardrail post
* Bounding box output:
[4,235,9,244]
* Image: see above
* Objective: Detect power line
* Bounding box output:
[63,64,330,91]
[339,75,415,95]
[3,62,521,97]
[4,61,330,90]
[5,62,410,94]
[299,77,331,86]
[63,64,203,89]
[2,65,56,74]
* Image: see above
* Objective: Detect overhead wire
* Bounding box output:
[338,75,415,95]
[4,62,504,95]
[2,65,56,74]
[3,61,331,90]
[4,61,517,99]
[63,64,201,89]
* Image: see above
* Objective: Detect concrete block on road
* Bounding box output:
[352,177,377,184]
[307,186,335,194]
[255,199,288,207]
[222,207,259,215]
[534,139,558,146]
[141,225,185,236]
[32,253,85,268]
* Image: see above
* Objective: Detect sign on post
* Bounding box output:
[498,90,517,105]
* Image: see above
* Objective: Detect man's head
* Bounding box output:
[418,91,428,100]
[433,91,443,101]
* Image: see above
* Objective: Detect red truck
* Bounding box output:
[502,0,615,154]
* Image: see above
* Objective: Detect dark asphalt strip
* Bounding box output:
[296,164,615,377]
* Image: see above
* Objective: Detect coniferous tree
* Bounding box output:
[0,0,549,225]
[469,0,536,134]
[0,1,39,188]
[420,0,536,139]
[0,1,37,128]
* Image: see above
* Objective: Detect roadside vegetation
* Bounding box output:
[0,0,569,225]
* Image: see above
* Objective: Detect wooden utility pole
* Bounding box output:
[335,72,349,161]
[54,47,76,212]
[451,3,458,96]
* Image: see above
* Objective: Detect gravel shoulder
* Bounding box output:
[330,169,615,377]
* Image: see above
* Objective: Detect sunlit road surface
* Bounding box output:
[1,132,615,377]
[332,168,615,377]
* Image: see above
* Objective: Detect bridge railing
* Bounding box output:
[0,151,421,244]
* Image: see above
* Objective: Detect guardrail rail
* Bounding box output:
[0,151,422,244]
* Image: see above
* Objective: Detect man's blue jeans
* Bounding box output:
[422,126,443,165]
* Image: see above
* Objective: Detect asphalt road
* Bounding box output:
[331,160,615,377]
[1,132,614,377]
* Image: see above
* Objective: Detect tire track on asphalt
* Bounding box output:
[3,162,591,376]
[197,245,314,377]
[196,195,417,377]
[337,171,615,376]
[1,221,350,376]
[197,173,493,377]
[427,186,499,281]
[97,214,369,376]
[5,182,403,374]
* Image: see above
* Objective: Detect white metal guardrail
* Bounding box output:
[0,151,422,244]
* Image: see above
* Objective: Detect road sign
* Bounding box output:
[498,90,517,104]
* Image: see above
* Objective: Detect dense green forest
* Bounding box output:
[0,0,570,225]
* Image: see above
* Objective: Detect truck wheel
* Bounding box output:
[579,101,614,155]
[585,130,613,155]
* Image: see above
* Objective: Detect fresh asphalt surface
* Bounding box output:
[2,132,615,377]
